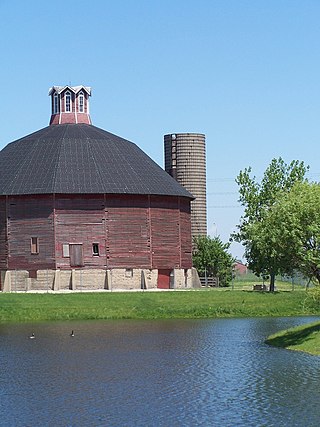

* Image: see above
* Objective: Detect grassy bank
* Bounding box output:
[0,288,318,323]
[265,321,320,355]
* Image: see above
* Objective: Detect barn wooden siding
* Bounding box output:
[0,194,192,271]
[55,195,106,269]
[7,195,55,270]
[106,195,151,268]
[179,198,192,266]
[150,196,181,268]
[0,197,7,269]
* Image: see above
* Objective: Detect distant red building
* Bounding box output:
[234,261,248,275]
[0,86,194,291]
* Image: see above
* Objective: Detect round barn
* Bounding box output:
[0,85,195,291]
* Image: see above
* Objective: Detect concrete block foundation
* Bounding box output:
[0,268,196,292]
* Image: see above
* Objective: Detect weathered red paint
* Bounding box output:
[157,269,171,289]
[0,197,7,269]
[0,194,192,271]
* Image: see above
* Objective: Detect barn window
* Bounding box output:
[62,244,70,257]
[125,268,133,278]
[31,237,39,254]
[92,243,99,256]
[78,91,84,112]
[65,91,71,112]
[53,93,59,114]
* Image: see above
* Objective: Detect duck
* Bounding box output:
[29,333,35,339]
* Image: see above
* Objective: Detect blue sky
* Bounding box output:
[1,0,319,259]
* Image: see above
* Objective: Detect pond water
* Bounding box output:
[0,317,319,426]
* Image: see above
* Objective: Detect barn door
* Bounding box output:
[157,269,171,289]
[69,244,83,267]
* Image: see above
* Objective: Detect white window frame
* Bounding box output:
[53,93,59,114]
[65,91,71,112]
[78,91,84,113]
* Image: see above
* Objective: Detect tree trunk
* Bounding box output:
[269,272,275,292]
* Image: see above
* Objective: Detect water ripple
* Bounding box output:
[0,317,320,426]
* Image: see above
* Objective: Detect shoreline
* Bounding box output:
[265,320,320,356]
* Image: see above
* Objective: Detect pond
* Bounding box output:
[0,317,319,426]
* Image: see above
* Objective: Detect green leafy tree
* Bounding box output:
[193,235,234,286]
[262,182,320,285]
[233,157,309,291]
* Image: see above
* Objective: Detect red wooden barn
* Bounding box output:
[0,85,195,291]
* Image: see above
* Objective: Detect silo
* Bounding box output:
[164,133,207,238]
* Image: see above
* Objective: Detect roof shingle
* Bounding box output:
[0,124,193,198]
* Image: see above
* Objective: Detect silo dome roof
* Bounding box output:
[0,124,193,198]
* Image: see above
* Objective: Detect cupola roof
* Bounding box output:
[48,85,91,96]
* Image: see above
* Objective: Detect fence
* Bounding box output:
[199,276,219,287]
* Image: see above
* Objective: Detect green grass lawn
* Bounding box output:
[0,288,318,323]
[265,321,320,355]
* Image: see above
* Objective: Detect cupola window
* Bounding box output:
[53,93,59,114]
[78,91,84,113]
[65,91,71,112]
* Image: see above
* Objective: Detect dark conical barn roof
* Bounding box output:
[0,124,193,198]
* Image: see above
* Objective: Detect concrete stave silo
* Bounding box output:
[164,133,207,238]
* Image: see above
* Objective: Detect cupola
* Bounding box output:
[48,85,91,125]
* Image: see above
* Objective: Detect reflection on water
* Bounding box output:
[0,317,319,426]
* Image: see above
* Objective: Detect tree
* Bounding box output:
[263,182,320,285]
[193,235,234,286]
[233,157,309,291]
